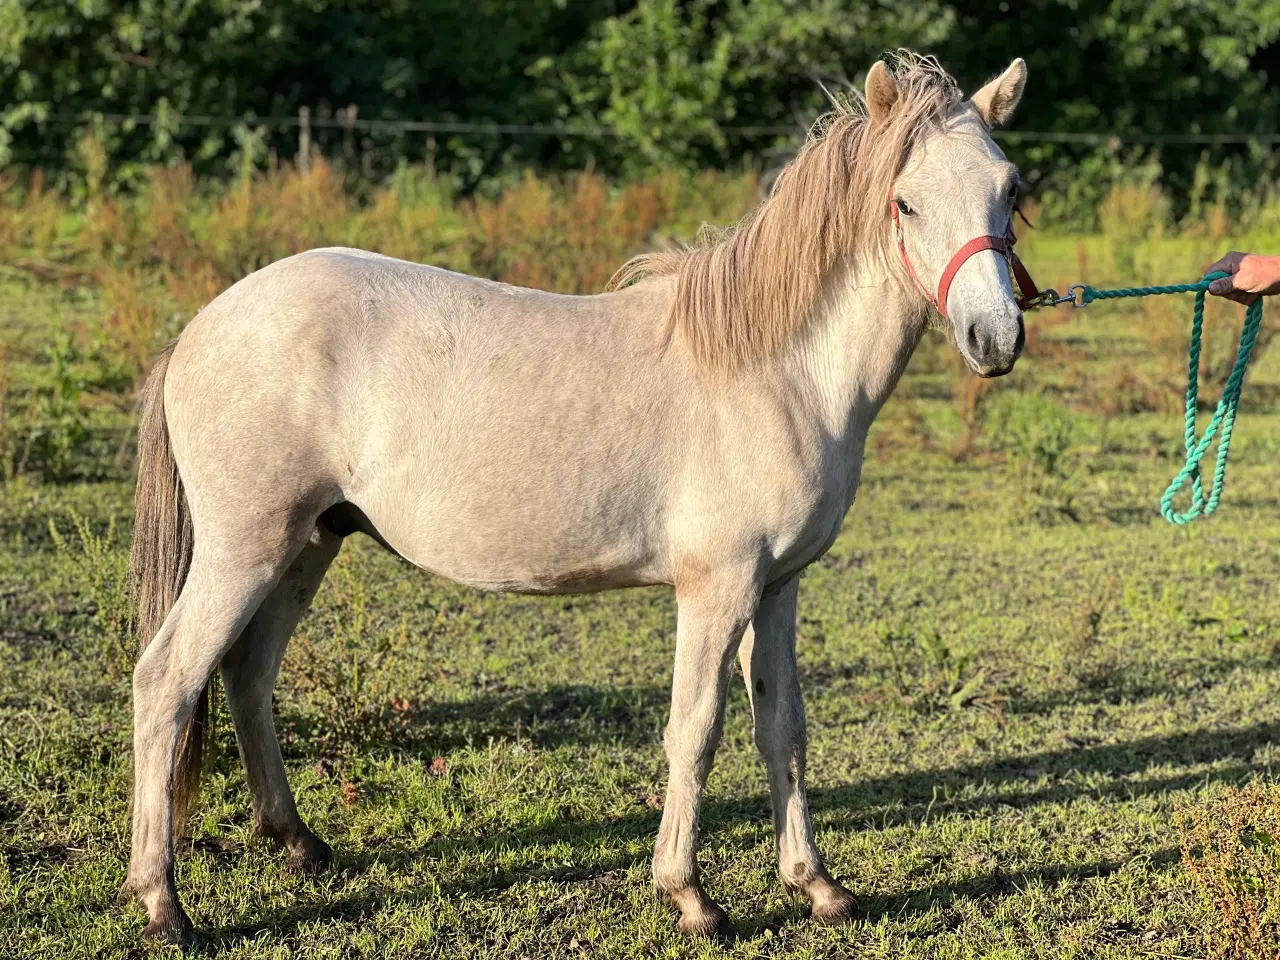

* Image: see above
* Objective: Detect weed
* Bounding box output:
[357,163,467,267]
[1178,782,1280,959]
[15,169,66,261]
[47,509,133,676]
[138,164,197,267]
[951,364,995,460]
[0,172,18,266]
[1098,163,1170,277]
[0,347,12,481]
[877,622,1004,716]
[283,548,418,757]
[1070,577,1119,653]
[467,170,663,294]
[1195,595,1252,644]
[22,326,91,482]
[93,264,167,383]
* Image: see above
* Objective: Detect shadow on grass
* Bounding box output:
[201,717,1275,949]
[276,650,1275,756]
[277,683,671,759]
[852,846,1182,925]
[1005,652,1267,716]
[811,720,1278,833]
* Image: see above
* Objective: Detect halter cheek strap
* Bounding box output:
[891,197,1042,318]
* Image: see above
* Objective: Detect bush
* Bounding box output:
[1178,782,1280,959]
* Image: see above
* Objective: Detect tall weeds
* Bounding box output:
[4,139,1280,488]
[48,509,134,677]
[1178,782,1280,959]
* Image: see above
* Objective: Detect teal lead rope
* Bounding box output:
[1067,273,1264,524]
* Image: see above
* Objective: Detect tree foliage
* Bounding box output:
[2,0,1279,210]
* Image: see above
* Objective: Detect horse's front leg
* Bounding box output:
[738,576,857,924]
[652,566,759,937]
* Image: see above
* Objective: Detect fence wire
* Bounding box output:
[31,112,1280,146]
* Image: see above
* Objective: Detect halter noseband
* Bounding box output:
[891,196,1043,318]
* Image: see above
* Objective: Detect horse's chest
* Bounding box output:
[769,465,860,576]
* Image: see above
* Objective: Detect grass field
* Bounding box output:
[3,166,1280,957]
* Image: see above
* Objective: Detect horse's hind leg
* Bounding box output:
[738,577,857,924]
[123,545,288,945]
[219,527,341,870]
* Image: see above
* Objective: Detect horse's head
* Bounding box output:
[872,58,1029,377]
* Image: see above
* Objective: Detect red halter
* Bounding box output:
[891,197,1043,317]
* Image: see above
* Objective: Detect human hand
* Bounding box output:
[1206,251,1280,305]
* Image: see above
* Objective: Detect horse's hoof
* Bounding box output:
[810,881,858,925]
[677,906,731,938]
[142,909,196,949]
[285,832,333,873]
[673,892,732,939]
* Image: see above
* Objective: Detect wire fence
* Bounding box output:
[34,111,1280,146]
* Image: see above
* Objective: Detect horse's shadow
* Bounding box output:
[277,682,671,759]
[207,683,1279,948]
[276,635,1274,756]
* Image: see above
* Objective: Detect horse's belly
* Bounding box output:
[396,533,668,596]
[352,470,672,595]
[447,560,665,595]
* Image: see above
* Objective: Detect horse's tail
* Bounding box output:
[130,338,202,825]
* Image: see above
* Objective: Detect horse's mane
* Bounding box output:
[610,52,962,372]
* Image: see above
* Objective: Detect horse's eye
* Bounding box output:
[1007,184,1019,202]
[895,198,915,217]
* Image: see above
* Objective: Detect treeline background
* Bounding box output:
[3,0,1280,225]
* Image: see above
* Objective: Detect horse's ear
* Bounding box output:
[970,58,1027,127]
[865,61,899,127]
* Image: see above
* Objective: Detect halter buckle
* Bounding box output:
[1025,285,1086,310]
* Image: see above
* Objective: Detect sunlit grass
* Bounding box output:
[2,160,1280,957]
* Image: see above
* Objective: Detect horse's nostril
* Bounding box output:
[966,322,981,356]
[1014,317,1026,355]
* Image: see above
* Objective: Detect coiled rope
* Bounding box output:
[1072,272,1263,524]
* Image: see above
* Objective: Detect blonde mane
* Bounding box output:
[611,53,962,372]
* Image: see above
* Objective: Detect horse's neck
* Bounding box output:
[780,262,928,446]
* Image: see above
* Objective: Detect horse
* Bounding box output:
[120,52,1030,945]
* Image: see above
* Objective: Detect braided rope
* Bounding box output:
[1078,272,1264,524]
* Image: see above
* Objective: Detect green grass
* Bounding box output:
[3,267,1280,958]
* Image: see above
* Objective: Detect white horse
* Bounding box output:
[122,53,1029,945]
